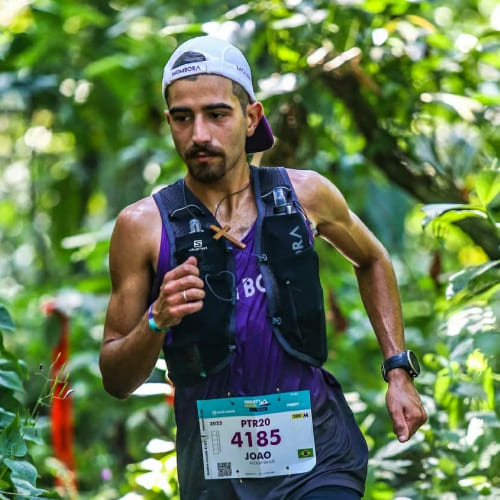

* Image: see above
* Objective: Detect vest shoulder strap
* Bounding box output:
[153,178,212,232]
[252,165,307,217]
[253,165,289,197]
[153,179,219,265]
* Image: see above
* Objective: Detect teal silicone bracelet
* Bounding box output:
[148,304,168,333]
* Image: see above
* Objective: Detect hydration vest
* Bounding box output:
[152,165,327,386]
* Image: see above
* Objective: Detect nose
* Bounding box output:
[192,115,210,145]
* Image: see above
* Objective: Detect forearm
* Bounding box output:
[101,254,204,399]
[99,312,165,399]
[354,252,405,359]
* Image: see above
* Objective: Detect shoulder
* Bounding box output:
[285,168,350,227]
[116,195,160,225]
[286,168,328,200]
[110,195,162,260]
[285,169,388,264]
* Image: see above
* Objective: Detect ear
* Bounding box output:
[246,101,263,137]
[164,109,171,126]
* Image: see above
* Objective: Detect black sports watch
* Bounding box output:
[381,350,421,382]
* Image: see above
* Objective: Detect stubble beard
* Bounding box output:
[185,155,227,184]
[184,143,230,184]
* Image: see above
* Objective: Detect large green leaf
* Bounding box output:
[10,477,45,498]
[0,409,15,428]
[3,459,37,486]
[0,414,27,458]
[0,369,24,392]
[476,169,500,207]
[446,261,500,300]
[0,305,14,332]
[421,203,487,227]
[21,426,44,446]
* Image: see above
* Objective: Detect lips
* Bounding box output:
[191,153,215,164]
[187,145,222,159]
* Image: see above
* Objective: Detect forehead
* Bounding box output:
[167,74,235,106]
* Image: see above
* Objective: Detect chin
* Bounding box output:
[187,162,226,184]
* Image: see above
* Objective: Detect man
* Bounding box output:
[100,36,427,499]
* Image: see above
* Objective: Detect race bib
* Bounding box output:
[197,390,315,480]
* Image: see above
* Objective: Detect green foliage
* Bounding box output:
[410,165,500,499]
[2,0,500,499]
[0,305,57,499]
[122,440,179,500]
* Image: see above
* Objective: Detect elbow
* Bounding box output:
[99,356,135,400]
[102,379,133,400]
[355,246,392,272]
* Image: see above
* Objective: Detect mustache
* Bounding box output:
[186,144,224,158]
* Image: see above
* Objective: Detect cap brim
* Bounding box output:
[246,115,275,154]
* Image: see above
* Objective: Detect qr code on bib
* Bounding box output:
[217,462,232,477]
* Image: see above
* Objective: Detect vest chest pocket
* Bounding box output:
[173,233,234,343]
[166,233,235,385]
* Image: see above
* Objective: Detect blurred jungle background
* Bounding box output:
[1,0,500,498]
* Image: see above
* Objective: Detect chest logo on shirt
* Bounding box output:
[237,273,266,299]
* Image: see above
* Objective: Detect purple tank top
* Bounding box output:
[157,220,326,397]
[155,219,368,499]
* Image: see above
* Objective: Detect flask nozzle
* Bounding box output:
[189,218,203,233]
[272,187,292,214]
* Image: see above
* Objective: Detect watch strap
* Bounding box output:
[381,350,419,382]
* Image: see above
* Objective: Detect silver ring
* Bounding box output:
[183,290,188,302]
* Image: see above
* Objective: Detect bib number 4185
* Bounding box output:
[230,429,282,448]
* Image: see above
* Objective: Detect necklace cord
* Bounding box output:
[213,180,251,220]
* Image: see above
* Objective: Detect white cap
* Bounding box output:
[162,36,274,154]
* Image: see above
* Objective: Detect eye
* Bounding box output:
[173,114,190,123]
[209,111,226,120]
[171,113,192,123]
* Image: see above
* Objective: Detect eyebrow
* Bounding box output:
[169,103,234,114]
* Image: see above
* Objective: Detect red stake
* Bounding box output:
[43,301,77,493]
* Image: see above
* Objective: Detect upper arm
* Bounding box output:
[288,169,389,268]
[103,197,162,343]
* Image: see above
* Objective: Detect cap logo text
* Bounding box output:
[172,64,203,77]
[236,65,251,80]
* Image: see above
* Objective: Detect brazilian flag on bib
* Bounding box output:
[297,448,314,459]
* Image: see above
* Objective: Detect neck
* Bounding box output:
[185,164,252,217]
[185,165,257,241]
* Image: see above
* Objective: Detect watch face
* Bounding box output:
[408,350,421,375]
[382,350,421,381]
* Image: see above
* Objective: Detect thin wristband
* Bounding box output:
[148,304,168,334]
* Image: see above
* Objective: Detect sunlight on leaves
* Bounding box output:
[420,93,483,122]
[445,261,500,300]
[421,204,487,228]
[476,168,500,207]
[445,306,496,336]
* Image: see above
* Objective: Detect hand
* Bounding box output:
[386,369,427,442]
[150,256,205,329]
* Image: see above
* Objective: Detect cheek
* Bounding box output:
[228,120,248,145]
[170,134,188,157]
[239,127,249,148]
[170,127,189,146]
